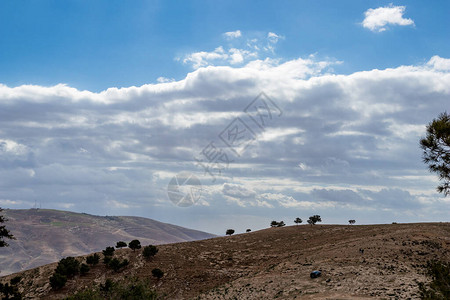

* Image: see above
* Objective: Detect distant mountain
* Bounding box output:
[0,209,215,275]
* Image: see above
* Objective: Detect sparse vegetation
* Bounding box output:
[246,229,251,233]
[349,219,356,225]
[420,112,450,196]
[307,215,322,225]
[151,268,164,280]
[0,208,14,247]
[102,246,115,256]
[419,260,450,299]
[226,229,235,236]
[65,278,159,300]
[0,276,22,299]
[294,217,302,225]
[143,245,158,259]
[128,239,141,251]
[115,241,127,249]
[86,253,100,265]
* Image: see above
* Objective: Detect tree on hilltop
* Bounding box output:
[294,217,302,225]
[349,220,356,225]
[420,112,450,196]
[307,215,322,225]
[226,229,235,236]
[128,239,141,251]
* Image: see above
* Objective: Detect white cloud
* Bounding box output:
[182,31,284,69]
[223,30,242,39]
[362,4,414,32]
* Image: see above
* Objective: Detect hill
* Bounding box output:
[1,222,449,299]
[0,209,216,275]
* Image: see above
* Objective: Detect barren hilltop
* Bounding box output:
[1,222,449,299]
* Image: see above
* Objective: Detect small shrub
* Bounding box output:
[108,258,129,272]
[151,268,164,280]
[80,263,90,276]
[143,245,158,259]
[50,272,67,290]
[86,253,100,265]
[99,279,115,292]
[103,256,112,264]
[226,229,235,236]
[102,246,115,257]
[419,260,450,299]
[55,257,80,278]
[246,229,251,233]
[116,241,127,249]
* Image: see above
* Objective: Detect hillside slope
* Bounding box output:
[1,223,449,299]
[0,209,215,275]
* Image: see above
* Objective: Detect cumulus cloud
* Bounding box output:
[223,30,242,39]
[1,52,449,232]
[182,31,283,69]
[362,4,414,32]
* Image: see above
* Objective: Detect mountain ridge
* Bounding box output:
[0,208,216,275]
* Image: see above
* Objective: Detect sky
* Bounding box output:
[0,1,449,235]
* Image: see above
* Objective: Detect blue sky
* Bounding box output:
[1,1,449,91]
[0,1,449,235]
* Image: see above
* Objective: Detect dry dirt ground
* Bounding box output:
[2,223,449,299]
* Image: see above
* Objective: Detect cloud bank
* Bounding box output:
[1,39,449,233]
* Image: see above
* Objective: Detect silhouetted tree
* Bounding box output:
[128,239,141,251]
[277,221,286,227]
[420,112,450,196]
[102,246,115,256]
[151,268,164,280]
[246,229,251,233]
[143,245,158,259]
[349,220,356,225]
[307,215,322,225]
[116,241,127,249]
[0,208,14,247]
[270,220,278,227]
[294,217,302,225]
[226,229,235,236]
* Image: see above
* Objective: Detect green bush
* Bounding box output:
[86,253,100,265]
[128,240,141,251]
[103,256,112,264]
[151,268,164,280]
[55,257,80,278]
[80,263,90,276]
[143,245,158,259]
[50,272,67,290]
[116,241,127,249]
[107,258,129,272]
[419,260,450,299]
[102,247,115,257]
